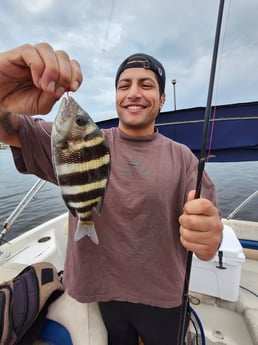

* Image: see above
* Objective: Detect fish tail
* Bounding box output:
[74,221,99,244]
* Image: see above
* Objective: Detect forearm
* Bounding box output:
[0,107,21,147]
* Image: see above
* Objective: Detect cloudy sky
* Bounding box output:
[1,0,258,121]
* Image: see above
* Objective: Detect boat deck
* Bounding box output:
[0,215,257,344]
[189,257,258,345]
[1,256,257,345]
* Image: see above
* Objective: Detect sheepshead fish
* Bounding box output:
[51,96,110,244]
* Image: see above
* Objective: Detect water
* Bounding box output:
[205,161,258,220]
[0,148,258,240]
[0,148,66,240]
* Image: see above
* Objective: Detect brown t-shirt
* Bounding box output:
[12,116,217,308]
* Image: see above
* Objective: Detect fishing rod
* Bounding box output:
[178,1,225,344]
[227,190,258,220]
[0,179,47,244]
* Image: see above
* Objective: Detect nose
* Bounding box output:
[127,83,141,98]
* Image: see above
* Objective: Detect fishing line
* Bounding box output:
[195,0,225,198]
[208,0,232,159]
[212,0,232,109]
[195,0,224,199]
[37,118,51,138]
[102,0,115,52]
[178,1,225,344]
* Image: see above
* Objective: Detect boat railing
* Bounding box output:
[0,179,47,244]
[227,190,258,220]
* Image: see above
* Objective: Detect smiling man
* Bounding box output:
[95,53,222,345]
[0,45,223,345]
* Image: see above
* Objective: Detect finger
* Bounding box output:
[10,44,47,89]
[6,43,82,98]
[180,223,210,242]
[180,224,222,260]
[56,52,83,91]
[37,47,82,97]
[183,197,217,216]
[54,50,73,97]
[69,59,83,91]
[180,233,216,260]
[19,43,59,91]
[187,190,196,202]
[34,43,65,94]
[179,213,211,233]
[179,224,209,253]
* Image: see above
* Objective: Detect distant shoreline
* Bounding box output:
[0,143,9,149]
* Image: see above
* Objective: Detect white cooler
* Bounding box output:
[189,225,245,301]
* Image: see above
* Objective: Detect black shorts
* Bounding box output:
[98,301,182,345]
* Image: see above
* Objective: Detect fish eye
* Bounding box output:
[75,115,87,126]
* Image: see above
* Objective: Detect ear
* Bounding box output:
[159,93,166,110]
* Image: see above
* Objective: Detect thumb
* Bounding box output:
[187,189,196,202]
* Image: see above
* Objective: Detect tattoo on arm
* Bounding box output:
[0,108,17,135]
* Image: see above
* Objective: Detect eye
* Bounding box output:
[117,81,130,90]
[75,114,87,126]
[118,85,128,90]
[142,82,154,89]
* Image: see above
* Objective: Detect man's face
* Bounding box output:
[116,67,165,136]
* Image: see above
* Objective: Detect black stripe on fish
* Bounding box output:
[79,216,93,222]
[55,143,109,165]
[75,203,99,213]
[62,187,107,204]
[57,164,110,186]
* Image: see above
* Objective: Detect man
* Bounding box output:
[0,43,223,345]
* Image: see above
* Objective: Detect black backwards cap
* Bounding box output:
[115,53,166,95]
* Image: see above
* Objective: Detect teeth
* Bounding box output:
[128,105,142,110]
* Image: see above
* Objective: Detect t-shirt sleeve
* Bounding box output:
[10,116,57,184]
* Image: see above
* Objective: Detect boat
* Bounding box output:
[0,195,257,345]
[1,101,258,345]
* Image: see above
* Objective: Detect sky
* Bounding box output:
[1,0,258,122]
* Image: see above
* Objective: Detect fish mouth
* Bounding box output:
[54,97,73,132]
[51,97,74,149]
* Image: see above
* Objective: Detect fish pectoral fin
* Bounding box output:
[74,221,99,244]
[94,199,104,216]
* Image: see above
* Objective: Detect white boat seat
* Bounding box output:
[0,262,27,282]
[46,290,108,345]
[238,261,258,345]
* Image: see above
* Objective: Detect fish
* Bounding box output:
[51,96,111,244]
